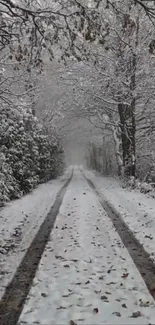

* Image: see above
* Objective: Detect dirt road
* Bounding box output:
[0,167,155,325]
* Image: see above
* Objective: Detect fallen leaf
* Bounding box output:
[62,226,67,230]
[121,273,129,279]
[101,295,108,301]
[69,320,77,325]
[94,289,101,294]
[132,286,138,291]
[55,255,64,260]
[139,300,150,307]
[85,280,90,284]
[113,312,121,317]
[145,235,153,240]
[57,306,67,310]
[131,311,142,318]
[93,308,99,314]
[106,282,116,285]
[107,265,116,273]
[122,303,127,308]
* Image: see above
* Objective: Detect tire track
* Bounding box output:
[0,171,73,325]
[83,172,155,300]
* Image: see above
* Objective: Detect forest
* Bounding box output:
[0,0,155,204]
[1,3,155,325]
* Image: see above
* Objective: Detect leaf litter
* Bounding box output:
[18,171,155,325]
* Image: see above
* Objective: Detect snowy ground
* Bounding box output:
[84,170,155,264]
[0,168,71,299]
[19,169,155,325]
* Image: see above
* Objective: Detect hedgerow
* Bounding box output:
[0,105,64,206]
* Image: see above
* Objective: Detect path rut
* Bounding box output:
[0,172,73,325]
[83,171,155,300]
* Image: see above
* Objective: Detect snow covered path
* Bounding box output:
[18,169,155,325]
[0,169,72,300]
[84,170,155,264]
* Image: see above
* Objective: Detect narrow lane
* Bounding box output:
[19,169,155,325]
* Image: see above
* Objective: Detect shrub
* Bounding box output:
[0,105,64,206]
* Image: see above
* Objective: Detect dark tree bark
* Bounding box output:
[117,9,138,178]
[118,100,136,177]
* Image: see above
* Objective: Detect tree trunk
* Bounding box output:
[112,124,124,176]
[130,51,136,177]
[116,7,138,177]
[118,99,136,177]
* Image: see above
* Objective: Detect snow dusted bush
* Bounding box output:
[0,105,64,206]
[140,182,153,194]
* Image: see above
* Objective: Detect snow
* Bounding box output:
[19,169,155,325]
[0,169,71,299]
[84,170,155,263]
